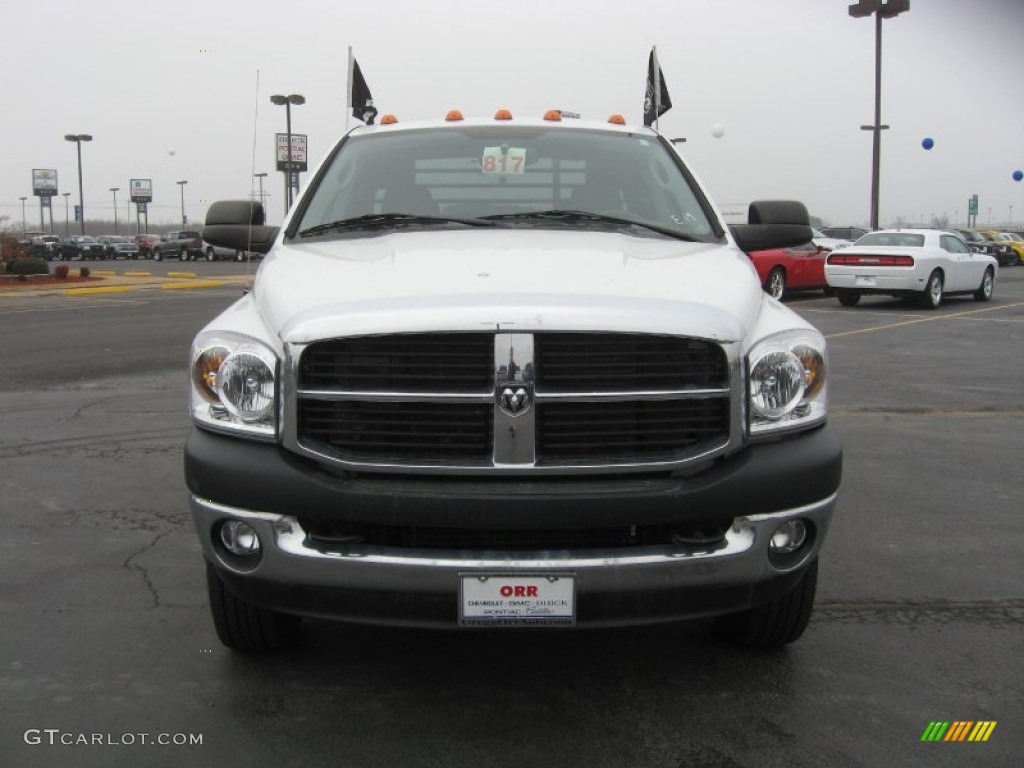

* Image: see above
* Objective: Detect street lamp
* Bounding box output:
[110,187,120,234]
[64,133,93,235]
[270,93,305,214]
[254,172,268,209]
[62,192,71,238]
[19,196,27,236]
[849,0,910,230]
[176,180,188,229]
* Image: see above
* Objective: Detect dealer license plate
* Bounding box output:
[459,573,576,626]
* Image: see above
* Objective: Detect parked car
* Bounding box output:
[976,230,1023,266]
[811,228,852,252]
[59,235,106,260]
[202,240,244,261]
[957,228,1002,259]
[102,236,140,260]
[748,241,829,299]
[153,230,203,261]
[192,114,841,651]
[970,230,1017,266]
[819,226,869,242]
[29,235,62,260]
[824,229,997,308]
[134,233,161,259]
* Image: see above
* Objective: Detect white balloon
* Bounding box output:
[710,124,725,139]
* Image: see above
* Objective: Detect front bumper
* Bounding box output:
[187,426,841,628]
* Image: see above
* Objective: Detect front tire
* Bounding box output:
[206,247,215,262]
[153,250,163,262]
[765,268,786,300]
[715,560,818,648]
[179,247,189,262]
[921,270,943,309]
[973,267,994,302]
[206,563,300,652]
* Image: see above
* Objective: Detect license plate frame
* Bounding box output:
[459,573,576,627]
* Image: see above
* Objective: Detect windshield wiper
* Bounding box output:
[480,209,699,241]
[299,213,495,237]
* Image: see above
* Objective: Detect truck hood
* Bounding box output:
[251,229,764,343]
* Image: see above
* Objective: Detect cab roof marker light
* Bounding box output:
[445,110,464,122]
[380,114,398,125]
[543,110,562,122]
[608,114,626,125]
[494,109,513,120]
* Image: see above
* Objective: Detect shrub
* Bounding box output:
[79,266,91,278]
[55,264,70,279]
[7,257,49,276]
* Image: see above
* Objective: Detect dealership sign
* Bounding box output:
[130,178,153,203]
[275,134,308,172]
[33,169,58,197]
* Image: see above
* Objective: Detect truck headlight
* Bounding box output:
[748,330,828,437]
[190,332,278,439]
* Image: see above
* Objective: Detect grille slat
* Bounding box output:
[535,333,728,392]
[300,334,493,393]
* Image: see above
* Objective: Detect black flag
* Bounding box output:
[643,48,672,127]
[350,57,378,125]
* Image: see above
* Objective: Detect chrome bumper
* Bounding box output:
[192,492,837,628]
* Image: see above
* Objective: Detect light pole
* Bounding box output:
[270,93,305,214]
[19,196,27,236]
[254,172,268,210]
[62,193,71,238]
[64,133,93,235]
[110,187,120,234]
[177,180,188,229]
[849,0,909,231]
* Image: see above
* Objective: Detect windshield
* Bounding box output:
[857,232,925,248]
[294,126,718,241]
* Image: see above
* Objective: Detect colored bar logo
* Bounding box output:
[921,721,997,742]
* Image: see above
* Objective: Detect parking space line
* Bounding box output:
[823,301,1024,339]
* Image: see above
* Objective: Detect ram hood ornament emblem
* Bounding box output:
[499,384,532,417]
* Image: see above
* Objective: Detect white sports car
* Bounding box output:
[824,229,997,308]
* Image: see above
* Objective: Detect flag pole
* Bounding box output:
[652,46,661,133]
[346,46,353,133]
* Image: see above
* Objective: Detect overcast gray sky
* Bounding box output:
[3,0,1022,231]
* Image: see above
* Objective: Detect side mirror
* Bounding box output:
[730,200,813,253]
[203,200,280,255]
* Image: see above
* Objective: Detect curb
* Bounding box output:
[166,272,198,278]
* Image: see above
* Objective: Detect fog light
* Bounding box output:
[769,520,807,553]
[220,520,261,556]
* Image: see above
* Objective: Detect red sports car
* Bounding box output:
[747,241,829,299]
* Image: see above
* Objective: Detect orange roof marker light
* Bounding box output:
[608,114,627,125]
[445,110,465,122]
[543,110,562,122]
[494,109,513,120]
[380,114,399,125]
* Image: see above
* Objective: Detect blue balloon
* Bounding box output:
[921,137,934,150]
[1014,169,1024,182]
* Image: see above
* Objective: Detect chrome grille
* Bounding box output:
[293,332,732,472]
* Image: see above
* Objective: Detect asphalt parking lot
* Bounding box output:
[0,265,1021,767]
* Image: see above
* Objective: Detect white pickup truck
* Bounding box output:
[188,112,842,651]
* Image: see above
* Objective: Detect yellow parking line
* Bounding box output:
[166,272,198,278]
[161,281,224,290]
[825,301,1024,339]
[123,271,152,277]
[91,270,117,275]
[63,286,135,296]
